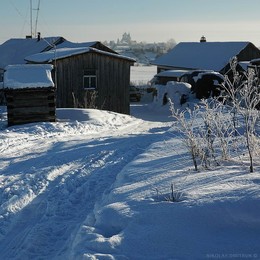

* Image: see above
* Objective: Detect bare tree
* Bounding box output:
[222,58,260,172]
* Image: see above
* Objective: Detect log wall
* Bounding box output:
[5,87,56,126]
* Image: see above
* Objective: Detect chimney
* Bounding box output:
[37,32,41,41]
[200,35,206,42]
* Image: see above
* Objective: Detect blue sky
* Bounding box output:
[1,0,260,46]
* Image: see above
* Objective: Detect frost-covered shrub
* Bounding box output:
[221,57,260,172]
[169,102,204,171]
[170,97,249,171]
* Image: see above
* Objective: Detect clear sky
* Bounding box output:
[1,0,260,46]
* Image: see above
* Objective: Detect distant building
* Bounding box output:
[121,32,132,45]
[106,33,176,65]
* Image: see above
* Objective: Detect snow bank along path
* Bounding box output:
[1,105,260,259]
[0,108,171,259]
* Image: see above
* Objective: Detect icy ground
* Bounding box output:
[0,100,260,259]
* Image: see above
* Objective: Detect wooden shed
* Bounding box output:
[4,64,55,126]
[26,47,135,115]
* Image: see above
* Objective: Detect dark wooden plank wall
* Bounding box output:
[55,52,133,114]
[5,87,56,126]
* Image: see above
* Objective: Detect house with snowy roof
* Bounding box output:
[25,46,135,114]
[0,36,64,74]
[0,36,135,114]
[0,36,115,77]
[152,38,260,75]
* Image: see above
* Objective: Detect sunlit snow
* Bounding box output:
[0,76,259,259]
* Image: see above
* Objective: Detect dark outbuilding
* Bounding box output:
[4,64,55,126]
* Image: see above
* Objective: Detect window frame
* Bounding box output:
[83,69,97,90]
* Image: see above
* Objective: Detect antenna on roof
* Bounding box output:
[30,0,33,37]
[34,0,41,37]
[29,0,41,38]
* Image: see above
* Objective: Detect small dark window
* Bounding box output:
[83,69,97,89]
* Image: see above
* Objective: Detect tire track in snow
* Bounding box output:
[0,130,165,259]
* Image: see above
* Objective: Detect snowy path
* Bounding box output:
[0,109,171,259]
[1,106,259,259]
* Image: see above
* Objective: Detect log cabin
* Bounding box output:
[4,64,55,126]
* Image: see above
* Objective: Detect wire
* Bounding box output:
[8,0,31,37]
[20,6,30,37]
[8,0,30,26]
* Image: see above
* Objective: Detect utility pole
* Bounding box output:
[34,0,41,37]
[30,0,33,37]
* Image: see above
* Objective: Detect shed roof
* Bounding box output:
[55,40,117,53]
[4,64,54,89]
[156,69,190,78]
[25,47,136,63]
[152,42,250,71]
[56,40,98,49]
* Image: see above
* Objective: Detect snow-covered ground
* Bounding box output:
[0,89,260,259]
[130,65,157,86]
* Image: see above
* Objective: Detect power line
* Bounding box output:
[8,0,30,26]
[8,0,41,38]
[8,0,31,37]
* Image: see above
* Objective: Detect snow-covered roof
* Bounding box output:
[238,61,250,70]
[251,58,260,65]
[4,64,54,89]
[156,69,189,78]
[56,40,98,49]
[0,37,124,70]
[25,47,91,63]
[25,47,136,63]
[152,42,250,71]
[0,37,63,69]
[195,71,225,82]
